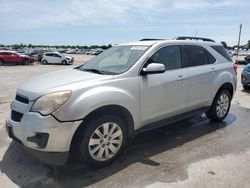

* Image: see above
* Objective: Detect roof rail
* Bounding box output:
[174,36,215,42]
[140,38,165,41]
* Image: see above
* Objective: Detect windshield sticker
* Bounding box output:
[130,46,148,51]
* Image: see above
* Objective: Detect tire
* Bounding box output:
[206,89,231,122]
[23,59,30,65]
[243,85,249,90]
[78,115,127,166]
[62,60,67,65]
[0,59,3,66]
[42,60,48,64]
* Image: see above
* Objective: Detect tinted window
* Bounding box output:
[211,46,232,62]
[182,45,214,67]
[54,53,61,58]
[149,45,181,70]
[1,52,11,55]
[45,53,52,56]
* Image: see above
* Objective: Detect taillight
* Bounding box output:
[233,64,238,75]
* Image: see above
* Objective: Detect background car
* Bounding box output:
[241,63,250,89]
[245,55,250,65]
[0,50,34,65]
[41,52,74,65]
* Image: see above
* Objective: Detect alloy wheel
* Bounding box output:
[216,93,229,118]
[88,122,123,161]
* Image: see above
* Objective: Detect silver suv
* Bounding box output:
[6,37,237,166]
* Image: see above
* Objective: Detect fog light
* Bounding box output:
[27,133,49,148]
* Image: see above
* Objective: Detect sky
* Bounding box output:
[0,0,249,46]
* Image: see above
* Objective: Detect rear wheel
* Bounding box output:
[243,85,249,90]
[78,115,127,166]
[42,60,48,64]
[206,89,231,122]
[0,59,3,66]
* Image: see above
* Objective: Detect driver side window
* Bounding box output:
[149,45,181,71]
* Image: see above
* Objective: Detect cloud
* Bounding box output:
[0,0,247,29]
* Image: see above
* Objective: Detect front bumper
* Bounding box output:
[6,124,68,165]
[66,58,74,64]
[6,111,81,165]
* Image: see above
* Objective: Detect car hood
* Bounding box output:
[17,68,113,100]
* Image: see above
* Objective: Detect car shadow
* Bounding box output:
[0,111,239,188]
[241,88,250,94]
[0,63,34,66]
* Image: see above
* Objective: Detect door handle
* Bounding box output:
[176,75,186,81]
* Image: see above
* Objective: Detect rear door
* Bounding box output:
[6,52,19,63]
[181,45,216,110]
[139,45,188,126]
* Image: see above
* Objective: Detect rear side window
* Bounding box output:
[149,45,181,71]
[182,45,215,67]
[54,53,61,58]
[1,52,11,55]
[211,46,232,62]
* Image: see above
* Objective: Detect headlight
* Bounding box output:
[31,91,71,115]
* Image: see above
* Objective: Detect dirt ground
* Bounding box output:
[0,58,250,188]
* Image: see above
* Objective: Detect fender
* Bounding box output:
[211,70,236,102]
[53,86,140,127]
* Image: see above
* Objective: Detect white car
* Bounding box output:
[41,52,74,65]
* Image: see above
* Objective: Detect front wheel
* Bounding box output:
[206,89,231,122]
[79,115,127,166]
[23,59,30,65]
[62,60,67,65]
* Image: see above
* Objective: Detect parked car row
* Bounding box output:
[235,55,250,65]
[0,50,74,66]
[64,48,104,55]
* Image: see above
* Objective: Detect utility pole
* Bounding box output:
[237,24,242,57]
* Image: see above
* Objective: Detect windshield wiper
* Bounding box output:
[81,68,105,74]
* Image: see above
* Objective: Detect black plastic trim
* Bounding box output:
[137,107,210,133]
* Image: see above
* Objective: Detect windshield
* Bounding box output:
[78,45,148,75]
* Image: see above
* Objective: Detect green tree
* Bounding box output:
[221,41,228,49]
[247,40,250,49]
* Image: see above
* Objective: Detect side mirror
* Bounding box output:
[141,63,166,75]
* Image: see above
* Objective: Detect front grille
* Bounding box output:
[15,94,29,104]
[11,110,23,122]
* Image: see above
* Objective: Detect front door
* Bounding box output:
[139,45,188,127]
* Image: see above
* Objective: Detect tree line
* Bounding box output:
[0,44,113,50]
[221,40,250,50]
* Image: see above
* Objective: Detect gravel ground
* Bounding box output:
[0,60,250,188]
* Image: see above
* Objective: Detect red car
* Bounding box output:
[0,50,34,65]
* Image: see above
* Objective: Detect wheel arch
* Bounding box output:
[214,82,234,101]
[69,104,135,158]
